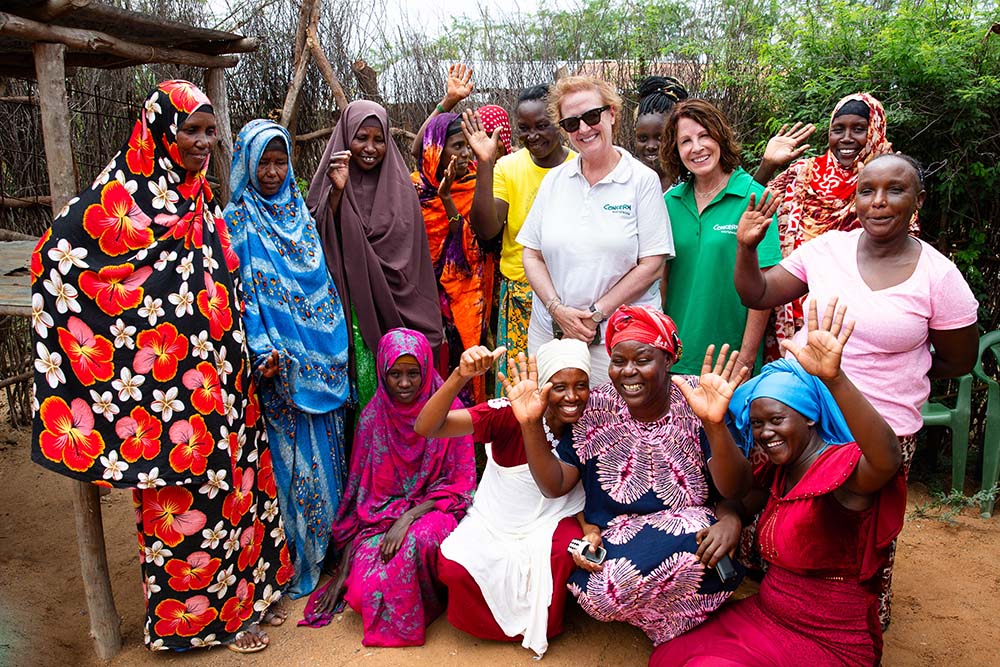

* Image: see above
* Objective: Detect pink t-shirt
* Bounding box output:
[781,229,979,436]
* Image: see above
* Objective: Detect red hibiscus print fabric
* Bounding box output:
[30,80,290,651]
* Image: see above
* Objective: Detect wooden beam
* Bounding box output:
[20,0,91,23]
[33,41,122,662]
[1,12,239,69]
[0,195,52,208]
[0,95,39,105]
[204,68,233,205]
[352,59,382,104]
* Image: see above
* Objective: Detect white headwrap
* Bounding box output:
[537,338,592,386]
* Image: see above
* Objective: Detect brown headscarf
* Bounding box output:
[307,100,443,350]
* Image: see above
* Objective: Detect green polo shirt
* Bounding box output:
[663,167,782,375]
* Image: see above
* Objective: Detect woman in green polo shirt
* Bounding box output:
[659,99,782,377]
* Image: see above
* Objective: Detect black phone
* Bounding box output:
[551,321,601,345]
[715,554,738,584]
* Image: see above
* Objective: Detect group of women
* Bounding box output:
[29,64,978,665]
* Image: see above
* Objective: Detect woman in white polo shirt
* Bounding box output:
[517,76,673,385]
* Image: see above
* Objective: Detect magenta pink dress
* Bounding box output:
[301,328,475,647]
[651,443,906,667]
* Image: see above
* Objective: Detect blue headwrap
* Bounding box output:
[727,358,853,453]
[223,119,349,412]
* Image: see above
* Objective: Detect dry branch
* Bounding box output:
[0,95,39,105]
[0,12,239,68]
[0,196,52,209]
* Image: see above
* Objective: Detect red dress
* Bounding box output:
[651,443,906,667]
[437,399,583,651]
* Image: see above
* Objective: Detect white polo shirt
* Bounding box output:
[517,147,673,377]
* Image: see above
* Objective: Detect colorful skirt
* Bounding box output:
[495,278,532,398]
[134,421,292,650]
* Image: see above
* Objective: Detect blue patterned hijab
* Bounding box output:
[224,119,349,412]
[728,358,854,453]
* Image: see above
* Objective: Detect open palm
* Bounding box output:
[500,353,550,424]
[780,298,854,380]
[673,344,748,424]
[736,190,780,249]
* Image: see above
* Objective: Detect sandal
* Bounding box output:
[226,626,269,654]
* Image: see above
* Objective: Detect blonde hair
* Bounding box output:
[547,76,624,128]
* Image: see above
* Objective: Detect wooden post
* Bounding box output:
[33,41,122,661]
[204,67,232,205]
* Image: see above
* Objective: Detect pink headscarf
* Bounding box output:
[477,105,512,154]
[329,328,475,550]
[605,305,683,362]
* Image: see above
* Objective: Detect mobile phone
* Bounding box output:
[715,554,738,584]
[552,321,564,340]
[568,538,607,565]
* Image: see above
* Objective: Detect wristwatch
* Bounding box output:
[589,304,606,324]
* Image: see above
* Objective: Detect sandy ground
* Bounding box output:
[1,424,999,667]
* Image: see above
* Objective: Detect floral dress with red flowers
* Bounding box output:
[30,80,291,651]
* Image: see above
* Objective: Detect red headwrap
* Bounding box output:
[605,305,683,362]
[477,105,512,154]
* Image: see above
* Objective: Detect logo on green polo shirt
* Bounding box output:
[713,224,738,235]
[604,203,632,215]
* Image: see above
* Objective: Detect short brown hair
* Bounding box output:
[659,99,742,183]
[547,76,624,129]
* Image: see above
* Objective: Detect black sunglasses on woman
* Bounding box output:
[559,105,610,133]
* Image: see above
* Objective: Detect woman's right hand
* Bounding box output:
[573,525,605,573]
[438,156,457,201]
[459,345,506,379]
[257,349,280,379]
[500,352,549,423]
[460,108,500,164]
[761,122,816,170]
[780,298,854,381]
[736,190,780,249]
[552,304,598,343]
[312,570,347,615]
[443,63,474,108]
[326,150,351,191]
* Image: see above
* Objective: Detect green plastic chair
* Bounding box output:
[920,330,1000,517]
[972,331,1000,517]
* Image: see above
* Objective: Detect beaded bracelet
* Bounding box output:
[436,103,447,113]
[546,296,561,314]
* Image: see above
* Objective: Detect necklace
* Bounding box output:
[694,178,725,199]
[542,417,559,449]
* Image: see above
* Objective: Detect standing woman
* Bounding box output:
[224,119,350,599]
[307,101,442,408]
[465,85,576,392]
[753,94,915,354]
[303,329,476,647]
[735,153,979,628]
[660,99,783,377]
[633,75,688,193]
[30,81,290,653]
[517,76,673,385]
[412,114,494,404]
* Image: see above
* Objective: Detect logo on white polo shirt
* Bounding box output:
[713,223,738,235]
[604,203,633,215]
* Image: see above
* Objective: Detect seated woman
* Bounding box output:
[652,300,906,667]
[224,119,350,599]
[414,339,591,657]
[633,75,688,193]
[735,153,979,626]
[307,101,442,408]
[505,305,752,645]
[302,328,476,646]
[412,114,494,404]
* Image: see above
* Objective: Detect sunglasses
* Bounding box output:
[558,105,610,133]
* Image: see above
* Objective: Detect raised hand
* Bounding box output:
[762,122,816,169]
[438,155,458,200]
[458,345,505,379]
[736,190,781,249]
[444,63,474,108]
[500,352,549,424]
[326,150,351,190]
[780,298,854,380]
[461,108,501,164]
[671,344,748,424]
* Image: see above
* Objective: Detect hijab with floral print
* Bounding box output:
[29,79,251,488]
